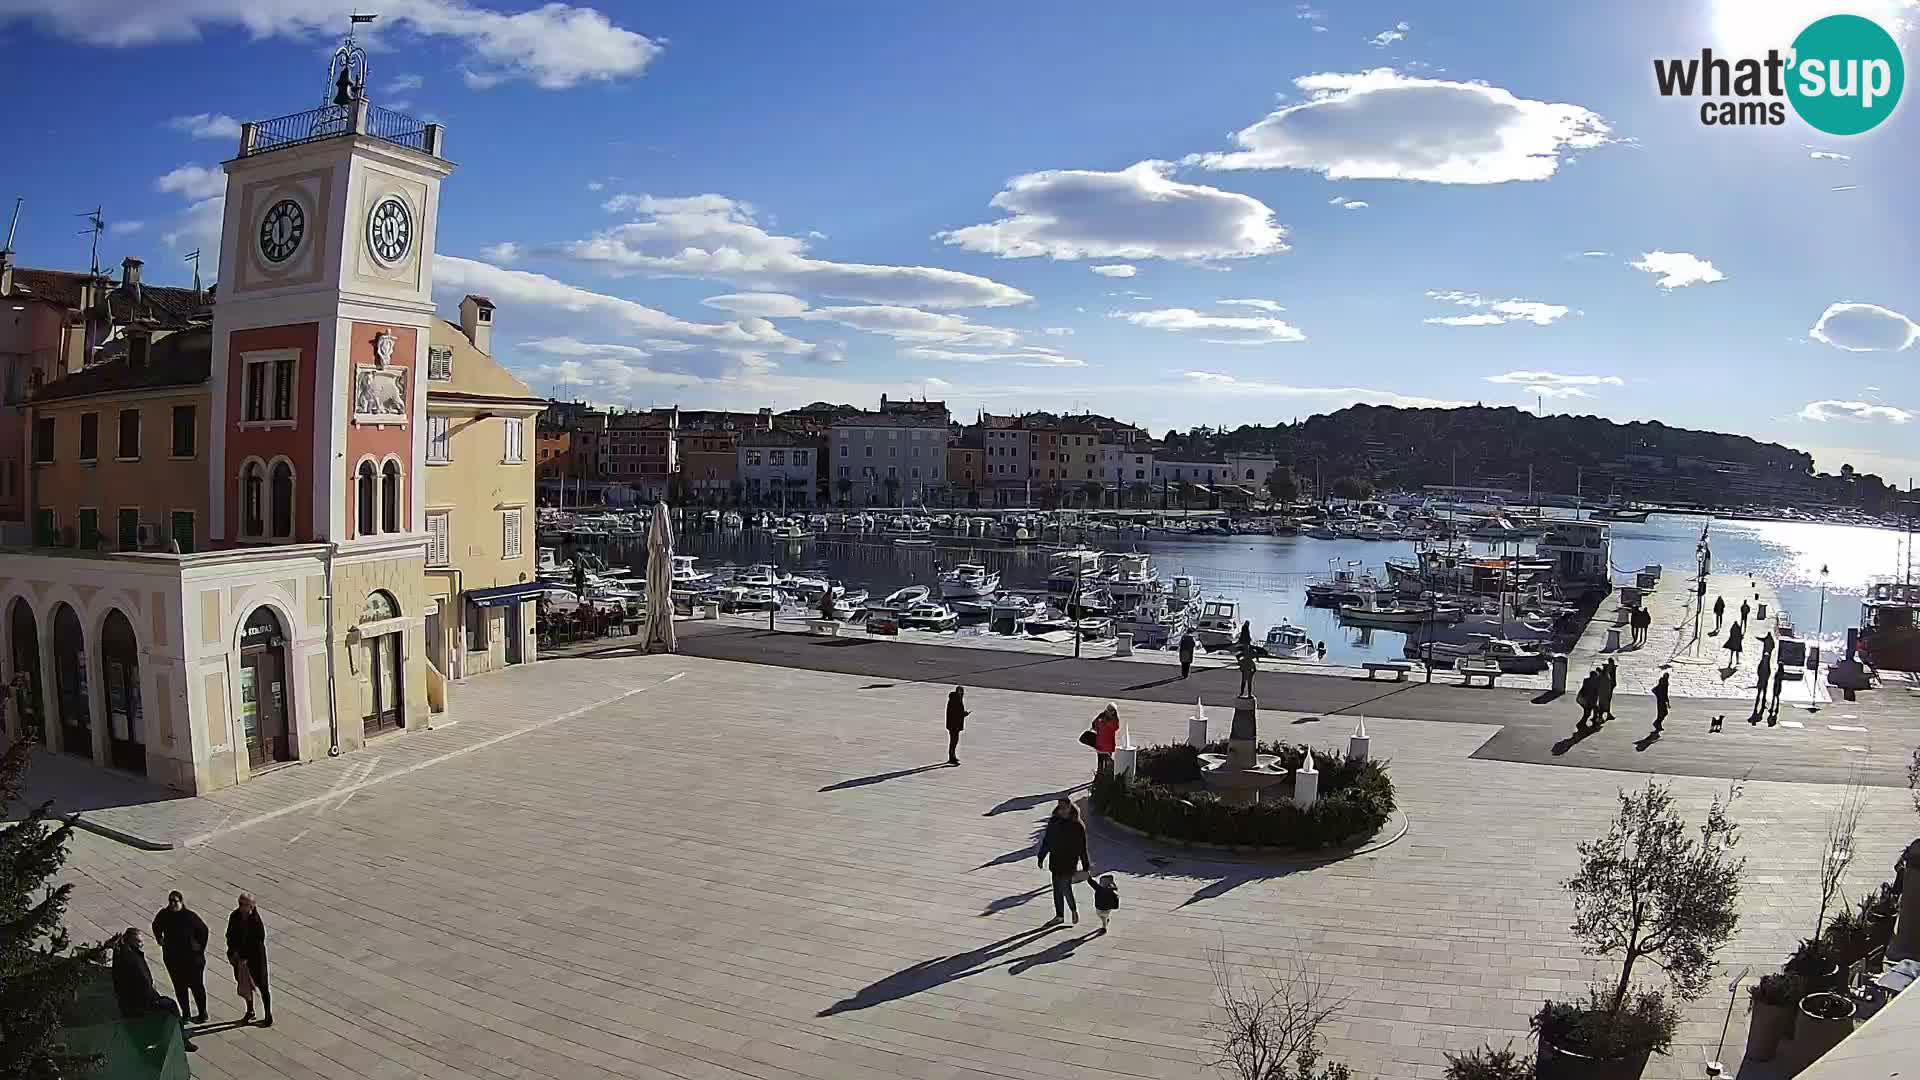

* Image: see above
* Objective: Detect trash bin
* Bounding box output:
[1188,709,1208,748]
[702,600,721,620]
[1757,602,1768,621]
[1113,632,1133,657]
[1111,746,1137,778]
[1551,653,1568,693]
[1604,626,1621,651]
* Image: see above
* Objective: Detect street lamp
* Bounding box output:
[1816,563,1829,678]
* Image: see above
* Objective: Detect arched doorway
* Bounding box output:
[51,603,90,759]
[101,610,144,774]
[240,607,294,769]
[7,599,42,743]
[360,590,404,736]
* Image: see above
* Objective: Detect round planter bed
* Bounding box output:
[1536,1038,1651,1080]
[1795,991,1857,1063]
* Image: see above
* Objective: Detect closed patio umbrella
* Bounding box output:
[644,501,676,654]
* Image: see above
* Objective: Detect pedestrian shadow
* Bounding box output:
[1180,871,1268,907]
[1551,724,1603,756]
[1531,690,1565,704]
[816,924,1060,1016]
[1007,931,1100,974]
[1634,731,1662,753]
[1719,664,1738,680]
[979,885,1048,916]
[1121,673,1191,692]
[188,1020,252,1036]
[984,784,1087,817]
[1290,715,1320,725]
[819,763,949,792]
[972,821,1049,870]
[857,682,896,690]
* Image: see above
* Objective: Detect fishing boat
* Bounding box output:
[939,562,1002,599]
[948,596,996,618]
[1859,581,1920,673]
[1110,589,1190,648]
[736,563,784,588]
[900,601,959,631]
[718,585,781,612]
[845,512,875,530]
[1099,552,1159,599]
[700,509,721,526]
[770,520,809,541]
[1303,523,1342,540]
[1338,591,1463,627]
[1591,506,1651,523]
[1408,635,1551,672]
[1045,548,1103,594]
[894,536,935,548]
[989,592,1040,632]
[1305,561,1388,607]
[720,510,744,529]
[1192,597,1243,650]
[781,573,830,598]
[1262,622,1315,657]
[668,555,713,586]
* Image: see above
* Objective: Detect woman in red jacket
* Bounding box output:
[1091,704,1120,780]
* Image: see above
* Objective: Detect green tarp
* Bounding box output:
[59,966,191,1080]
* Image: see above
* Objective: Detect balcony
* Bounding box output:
[240,101,443,159]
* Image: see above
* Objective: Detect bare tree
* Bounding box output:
[1814,780,1867,940]
[1207,947,1355,1080]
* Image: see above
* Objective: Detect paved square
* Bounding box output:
[49,653,1920,1079]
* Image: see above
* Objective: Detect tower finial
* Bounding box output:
[327,14,378,107]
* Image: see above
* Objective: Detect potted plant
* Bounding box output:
[1862,883,1898,954]
[1795,990,1858,1062]
[1785,937,1844,993]
[1823,907,1873,971]
[1536,781,1744,1080]
[1445,1043,1532,1080]
[1741,972,1802,1063]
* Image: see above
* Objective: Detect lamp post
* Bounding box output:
[1816,563,1829,680]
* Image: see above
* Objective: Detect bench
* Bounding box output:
[807,619,840,637]
[1363,661,1411,682]
[1459,661,1502,687]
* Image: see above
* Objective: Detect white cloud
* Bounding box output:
[384,73,424,94]
[1370,20,1409,47]
[1424,290,1569,326]
[1832,184,1860,192]
[701,292,1026,348]
[569,192,1030,308]
[1217,298,1286,312]
[109,220,145,235]
[164,113,240,140]
[1043,326,1075,336]
[479,241,522,264]
[1630,250,1725,289]
[1808,149,1851,162]
[586,180,605,192]
[937,160,1288,262]
[904,346,1085,367]
[1117,307,1307,344]
[1295,3,1325,21]
[1809,302,1920,352]
[1485,370,1623,387]
[1580,250,1612,257]
[2,0,661,89]
[1191,68,1611,183]
[1180,371,1466,408]
[522,337,651,361]
[701,293,813,318]
[162,197,224,271]
[154,164,224,201]
[1091,264,1138,278]
[1328,196,1369,210]
[1799,400,1914,423]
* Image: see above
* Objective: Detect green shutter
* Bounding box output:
[34,509,55,546]
[118,509,139,551]
[77,509,98,550]
[170,511,195,554]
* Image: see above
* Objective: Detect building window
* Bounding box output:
[911,467,920,479]
[117,508,139,551]
[170,510,194,553]
[34,508,54,545]
[794,449,808,465]
[839,465,850,479]
[78,508,99,549]
[357,461,378,535]
[839,445,847,458]
[501,508,523,559]
[427,416,451,463]
[32,417,54,464]
[270,462,294,538]
[79,413,98,462]
[503,418,524,463]
[243,353,296,423]
[889,446,897,458]
[887,466,897,480]
[242,462,266,537]
[864,446,872,458]
[745,449,762,466]
[427,345,454,381]
[769,449,785,465]
[381,460,401,533]
[171,405,196,457]
[425,511,450,567]
[117,409,140,460]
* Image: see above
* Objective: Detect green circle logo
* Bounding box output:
[1787,14,1904,135]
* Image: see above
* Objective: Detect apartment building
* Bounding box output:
[830,405,949,506]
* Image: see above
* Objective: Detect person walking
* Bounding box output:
[1652,671,1670,732]
[1725,621,1744,669]
[1752,650,1772,718]
[1597,659,1618,723]
[1768,656,1789,722]
[1712,595,1725,633]
[1090,704,1120,781]
[1090,873,1120,935]
[226,894,272,1027]
[1575,670,1598,730]
[945,686,968,766]
[1739,598,1751,627]
[1036,798,1091,927]
[1178,629,1196,679]
[151,891,209,1023]
[113,929,197,1052]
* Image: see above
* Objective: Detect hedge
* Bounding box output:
[1094,740,1394,850]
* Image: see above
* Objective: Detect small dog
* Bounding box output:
[1709,714,1724,733]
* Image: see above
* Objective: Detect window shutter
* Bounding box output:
[427,512,450,566]
[502,509,522,558]
[428,346,453,381]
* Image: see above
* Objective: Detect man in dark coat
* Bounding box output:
[1036,798,1091,927]
[1739,599,1751,627]
[151,890,209,1022]
[1178,630,1196,679]
[1651,671,1670,732]
[945,686,968,766]
[1712,594,1725,633]
[226,894,273,1027]
[113,928,197,1051]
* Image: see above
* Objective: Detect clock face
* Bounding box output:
[259,199,305,264]
[367,196,413,265]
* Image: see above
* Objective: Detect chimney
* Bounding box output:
[758,406,772,430]
[459,294,495,354]
[121,257,143,307]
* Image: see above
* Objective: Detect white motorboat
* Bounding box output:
[781,573,830,598]
[894,537,935,548]
[989,592,1040,632]
[807,514,830,530]
[939,562,1001,599]
[1192,597,1244,650]
[701,509,721,526]
[1306,561,1389,607]
[1262,622,1315,657]
[1338,592,1462,627]
[719,585,781,612]
[720,510,744,529]
[875,585,931,610]
[1111,593,1189,648]
[771,521,809,541]
[1409,635,1551,672]
[846,512,875,530]
[668,555,713,586]
[899,602,959,631]
[948,597,995,617]
[1045,548,1103,593]
[1022,604,1074,636]
[833,583,869,606]
[1099,552,1159,599]
[737,563,784,588]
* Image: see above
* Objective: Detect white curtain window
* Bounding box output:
[504,418,524,463]
[427,416,451,463]
[501,508,522,559]
[426,511,450,567]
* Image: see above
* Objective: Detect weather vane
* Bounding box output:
[326,13,379,107]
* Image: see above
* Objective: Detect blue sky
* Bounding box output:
[2,0,1917,480]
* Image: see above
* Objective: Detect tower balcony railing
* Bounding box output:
[239,100,443,159]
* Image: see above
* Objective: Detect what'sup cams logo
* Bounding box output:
[1655,14,1905,134]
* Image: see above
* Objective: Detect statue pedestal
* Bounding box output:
[1200,694,1287,806]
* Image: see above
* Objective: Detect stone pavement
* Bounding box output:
[45,651,1920,1080]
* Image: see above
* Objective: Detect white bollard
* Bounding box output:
[1113,728,1137,778]
[1113,631,1133,657]
[1294,751,1319,808]
[1347,716,1370,762]
[1188,699,1208,748]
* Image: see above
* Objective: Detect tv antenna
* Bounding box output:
[76,207,104,277]
[183,249,203,295]
[2,197,21,254]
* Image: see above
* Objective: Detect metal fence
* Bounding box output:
[244,103,430,157]
[367,105,430,153]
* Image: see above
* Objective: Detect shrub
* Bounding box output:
[1091,744,1394,850]
[1532,988,1680,1061]
[1135,742,1202,785]
[1443,1043,1532,1080]
[1747,972,1803,1010]
[1823,907,1872,966]
[1785,937,1838,980]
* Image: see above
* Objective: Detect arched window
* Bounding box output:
[270,461,294,539]
[357,460,378,536]
[381,460,401,533]
[242,461,265,537]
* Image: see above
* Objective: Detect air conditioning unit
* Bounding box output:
[136,523,164,549]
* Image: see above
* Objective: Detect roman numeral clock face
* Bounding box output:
[367,195,413,266]
[258,199,304,264]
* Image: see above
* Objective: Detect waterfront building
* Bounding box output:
[829,400,949,506]
[738,428,818,508]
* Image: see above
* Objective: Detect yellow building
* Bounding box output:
[423,295,546,682]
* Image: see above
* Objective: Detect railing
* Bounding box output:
[242,102,437,157]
